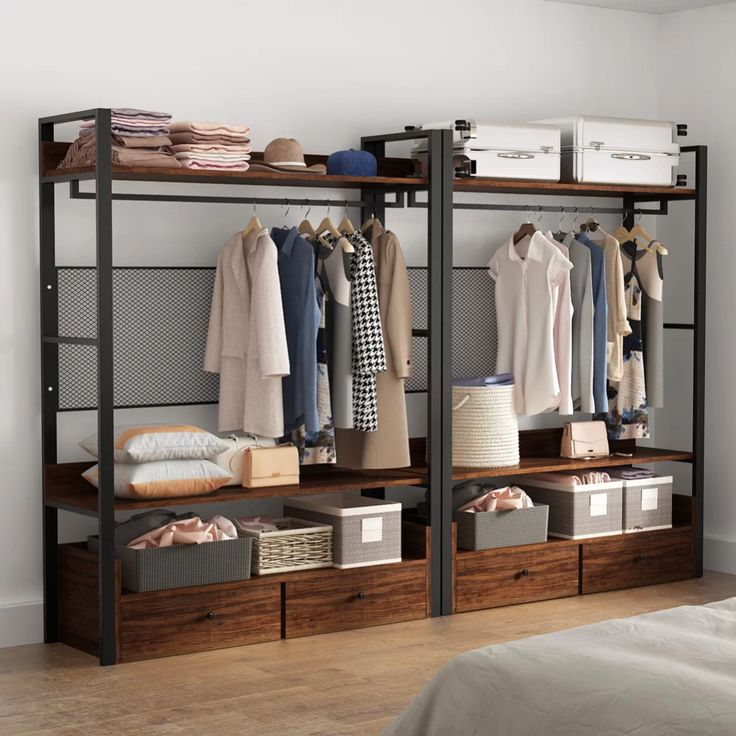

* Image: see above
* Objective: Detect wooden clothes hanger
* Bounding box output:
[315,202,343,240]
[298,201,316,241]
[512,207,537,244]
[613,214,669,255]
[243,198,263,237]
[337,200,356,236]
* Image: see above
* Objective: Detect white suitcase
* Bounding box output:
[409,120,561,181]
[533,115,683,186]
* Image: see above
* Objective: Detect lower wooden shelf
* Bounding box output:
[57,521,432,662]
[44,462,425,515]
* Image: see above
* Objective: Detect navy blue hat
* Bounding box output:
[327,149,377,176]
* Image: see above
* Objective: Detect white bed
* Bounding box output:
[383,598,736,736]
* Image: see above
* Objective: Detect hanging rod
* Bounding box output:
[406,190,667,215]
[68,180,405,208]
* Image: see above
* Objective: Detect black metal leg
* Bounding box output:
[361,140,386,228]
[427,129,454,616]
[689,145,707,577]
[95,109,117,666]
[39,119,59,643]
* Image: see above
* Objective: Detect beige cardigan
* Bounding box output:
[592,230,631,382]
[204,228,290,438]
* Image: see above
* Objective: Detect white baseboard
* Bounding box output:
[704,535,736,575]
[0,601,43,648]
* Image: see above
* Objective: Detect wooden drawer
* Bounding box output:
[455,543,579,613]
[119,579,281,662]
[283,560,427,638]
[582,527,694,594]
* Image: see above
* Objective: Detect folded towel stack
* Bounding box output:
[58,107,180,169]
[168,121,251,171]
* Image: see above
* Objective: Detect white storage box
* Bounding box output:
[410,120,560,181]
[605,469,673,533]
[516,473,623,539]
[284,494,402,569]
[533,115,681,186]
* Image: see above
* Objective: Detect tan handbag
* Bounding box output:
[213,434,276,486]
[242,444,299,488]
[560,421,610,460]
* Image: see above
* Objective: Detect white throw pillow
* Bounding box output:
[79,424,230,464]
[81,459,232,499]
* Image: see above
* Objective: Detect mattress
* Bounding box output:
[382,598,736,736]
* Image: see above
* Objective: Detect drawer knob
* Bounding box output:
[635,553,646,562]
[205,610,216,621]
[520,568,529,577]
[355,591,366,601]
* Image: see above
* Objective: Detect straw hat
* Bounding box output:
[249,138,326,174]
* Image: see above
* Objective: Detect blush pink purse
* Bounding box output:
[560,421,610,460]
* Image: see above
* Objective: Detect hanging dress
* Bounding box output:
[290,275,337,464]
[605,264,649,440]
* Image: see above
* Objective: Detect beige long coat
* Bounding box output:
[204,228,290,438]
[335,222,412,468]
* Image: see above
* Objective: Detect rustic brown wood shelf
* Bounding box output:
[452,177,696,200]
[44,462,424,515]
[405,446,693,484]
[40,141,426,190]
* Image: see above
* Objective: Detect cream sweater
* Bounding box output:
[590,230,631,382]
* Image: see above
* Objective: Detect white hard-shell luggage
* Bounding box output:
[408,120,561,181]
[533,115,686,186]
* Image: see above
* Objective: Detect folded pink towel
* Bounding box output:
[458,486,533,513]
[170,121,250,136]
[235,516,279,533]
[169,143,252,154]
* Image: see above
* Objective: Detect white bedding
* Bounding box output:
[383,598,736,736]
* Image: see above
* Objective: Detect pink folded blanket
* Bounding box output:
[127,515,237,549]
[178,160,250,171]
[458,486,533,513]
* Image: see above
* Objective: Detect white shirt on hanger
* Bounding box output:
[488,231,573,416]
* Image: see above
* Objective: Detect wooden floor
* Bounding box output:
[2,572,735,736]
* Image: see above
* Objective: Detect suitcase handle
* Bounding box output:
[497,152,536,160]
[611,153,652,161]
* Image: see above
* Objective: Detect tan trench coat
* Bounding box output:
[204,228,290,438]
[335,222,412,468]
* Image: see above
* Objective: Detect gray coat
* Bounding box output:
[204,228,290,438]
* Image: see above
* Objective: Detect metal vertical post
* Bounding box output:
[360,140,386,227]
[39,119,58,643]
[95,109,117,665]
[427,129,453,615]
[689,146,707,577]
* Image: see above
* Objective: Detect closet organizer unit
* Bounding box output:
[39,110,705,666]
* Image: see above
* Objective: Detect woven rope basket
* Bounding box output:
[452,384,520,468]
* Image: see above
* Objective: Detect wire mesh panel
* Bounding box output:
[56,266,496,408]
[57,268,219,409]
[406,268,497,392]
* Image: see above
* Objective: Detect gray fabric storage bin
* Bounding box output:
[516,475,623,539]
[606,470,673,533]
[88,535,252,592]
[455,504,549,551]
[284,494,401,569]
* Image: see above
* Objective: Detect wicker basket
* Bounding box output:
[237,517,333,575]
[452,384,519,468]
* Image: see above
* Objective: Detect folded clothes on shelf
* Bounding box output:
[167,121,251,170]
[616,467,657,480]
[235,516,280,533]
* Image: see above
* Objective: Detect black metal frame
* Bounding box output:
[39,109,707,665]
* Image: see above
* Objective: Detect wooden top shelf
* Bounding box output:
[40,141,425,190]
[452,177,696,200]
[45,462,425,516]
